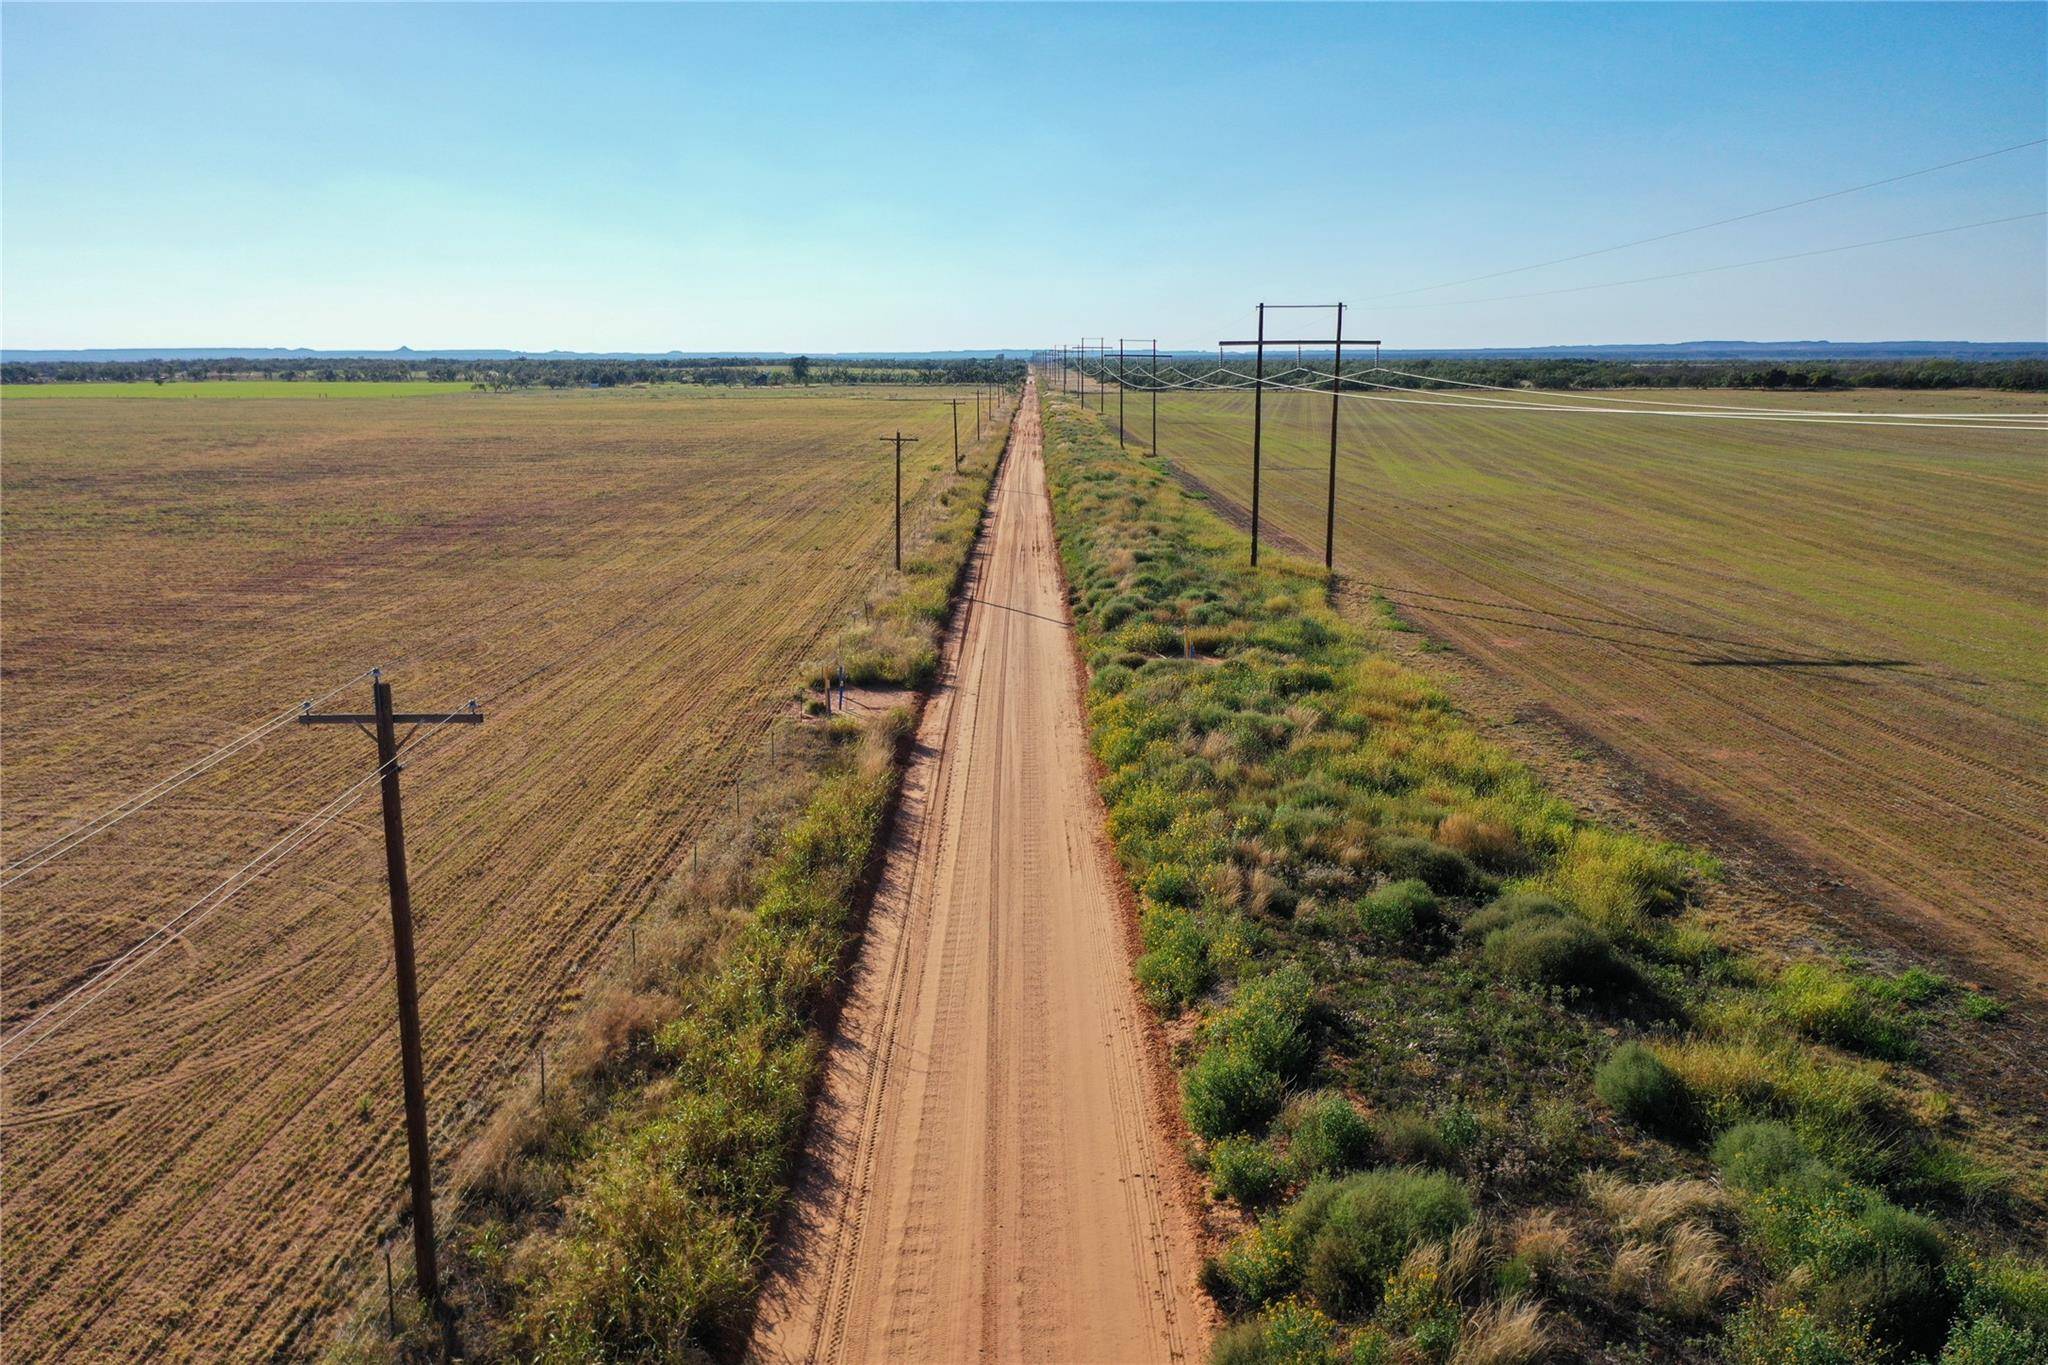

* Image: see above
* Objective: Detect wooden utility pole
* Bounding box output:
[299,673,481,1336]
[947,398,964,469]
[878,431,918,569]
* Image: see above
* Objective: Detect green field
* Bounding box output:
[3,379,476,399]
[1140,384,2048,1007]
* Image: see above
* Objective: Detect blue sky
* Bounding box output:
[3,2,2042,351]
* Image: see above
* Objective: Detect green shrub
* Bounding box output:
[1146,861,1200,906]
[1941,1315,2047,1365]
[1371,1110,1450,1168]
[1207,1222,1301,1311]
[1484,914,1640,998]
[1714,1120,1824,1192]
[1137,915,1214,1010]
[1210,1299,1340,1365]
[1727,1300,1872,1364]
[1212,1136,1288,1206]
[1962,1256,2048,1334]
[1433,1103,1480,1155]
[1744,1174,1958,1357]
[1812,1209,1956,1360]
[1354,879,1441,948]
[1374,836,1482,896]
[1595,1042,1690,1134]
[1210,966,1318,1081]
[1460,890,1567,939]
[1287,1168,1472,1316]
[1186,974,1302,1121]
[1285,1093,1374,1178]
[1186,1041,1290,1140]
[1962,990,2008,1022]
[1772,962,1917,1060]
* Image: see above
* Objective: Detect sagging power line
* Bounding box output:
[1220,303,1380,568]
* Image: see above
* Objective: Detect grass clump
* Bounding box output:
[1371,1110,1451,1169]
[1296,1169,1473,1316]
[1213,1136,1289,1207]
[1594,1042,1691,1135]
[1373,836,1483,897]
[1714,1120,1827,1193]
[1284,1092,1375,1179]
[1481,912,1640,1000]
[1185,966,1317,1140]
[1771,961,1918,1060]
[1354,878,1442,949]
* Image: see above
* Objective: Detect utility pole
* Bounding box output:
[879,431,918,570]
[947,398,964,469]
[1117,338,1158,454]
[1117,339,1127,447]
[1221,304,1380,570]
[299,672,482,1338]
[1326,304,1344,571]
[1251,304,1267,566]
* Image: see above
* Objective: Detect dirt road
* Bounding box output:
[749,380,1203,1364]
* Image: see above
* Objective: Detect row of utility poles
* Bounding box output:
[1039,306,1379,571]
[311,374,1020,1351]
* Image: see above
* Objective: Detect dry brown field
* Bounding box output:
[0,383,999,1359]
[1152,385,2048,1014]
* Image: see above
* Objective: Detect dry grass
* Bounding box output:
[1452,1296,1551,1364]
[1437,811,1520,868]
[1607,1238,1662,1301]
[1442,1222,1493,1301]
[1582,1172,1727,1237]
[1508,1210,1577,1283]
[1661,1219,1737,1319]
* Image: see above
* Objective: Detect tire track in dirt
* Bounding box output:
[748,380,1203,1364]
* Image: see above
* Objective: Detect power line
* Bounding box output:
[1,670,375,889]
[0,693,484,1067]
[1372,212,2047,308]
[1368,137,2048,300]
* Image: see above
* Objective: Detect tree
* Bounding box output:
[790,355,812,386]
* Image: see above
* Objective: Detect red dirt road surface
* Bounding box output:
[749,381,1204,1363]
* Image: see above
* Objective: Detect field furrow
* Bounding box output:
[0,386,997,1359]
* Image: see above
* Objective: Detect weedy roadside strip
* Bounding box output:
[330,404,1015,1363]
[1037,391,2045,1364]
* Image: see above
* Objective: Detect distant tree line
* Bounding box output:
[1175,356,2048,393]
[0,355,1030,388]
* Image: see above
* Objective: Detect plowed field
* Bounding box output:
[0,385,1000,1359]
[1153,386,2048,1009]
